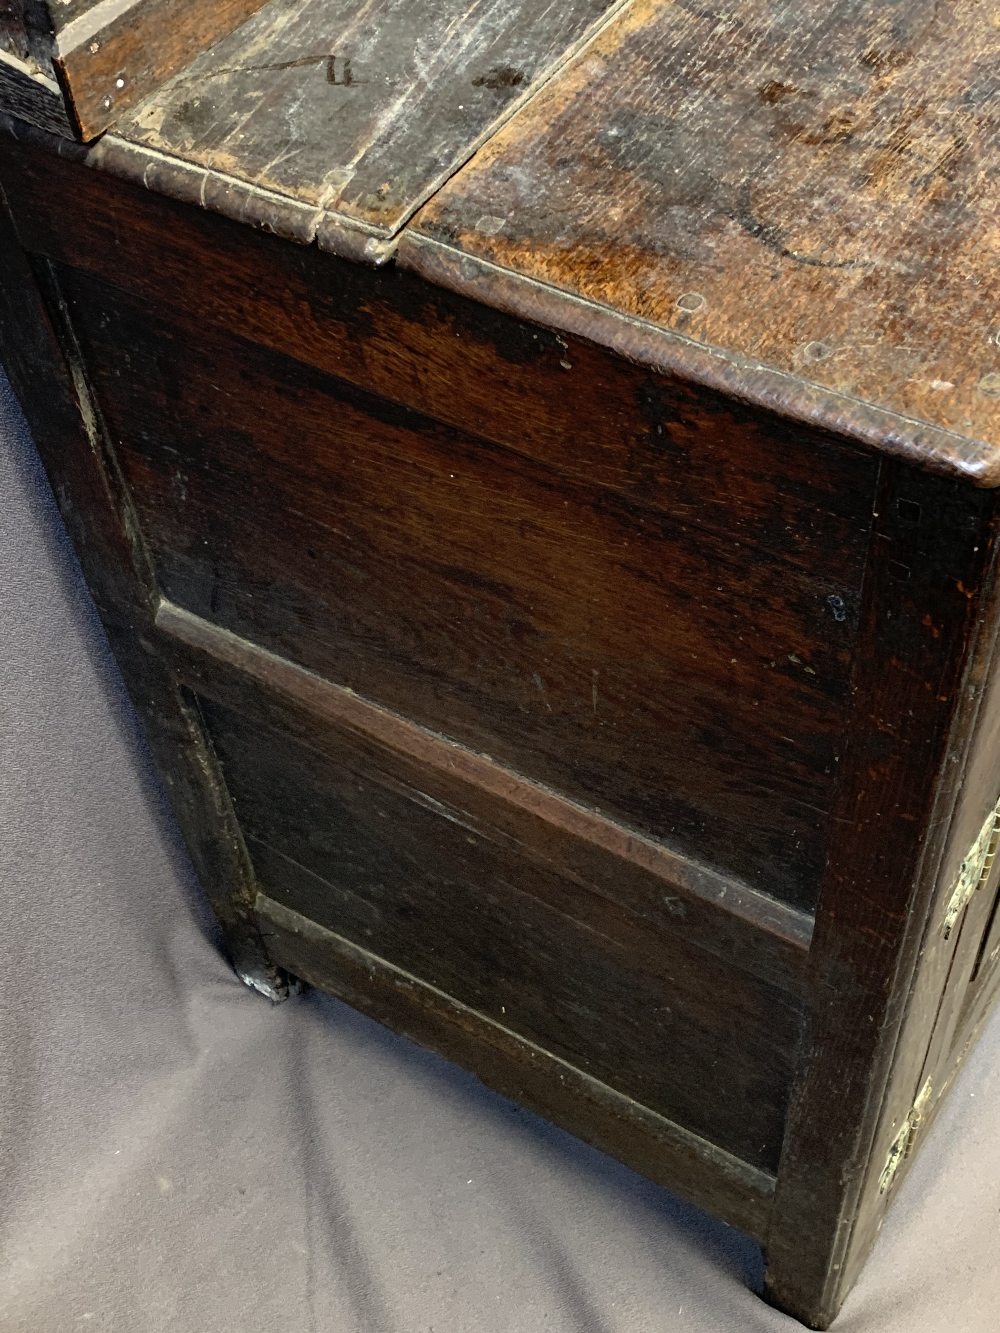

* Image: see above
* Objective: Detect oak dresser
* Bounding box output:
[2,2,998,1325]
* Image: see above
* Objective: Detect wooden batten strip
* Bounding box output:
[155,597,813,996]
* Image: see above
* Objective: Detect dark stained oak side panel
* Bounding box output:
[156,598,811,996]
[0,137,879,588]
[201,696,801,1173]
[60,264,866,910]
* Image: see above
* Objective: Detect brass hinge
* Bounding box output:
[879,1078,933,1195]
[943,801,1000,940]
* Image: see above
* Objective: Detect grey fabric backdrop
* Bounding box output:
[1,369,997,1333]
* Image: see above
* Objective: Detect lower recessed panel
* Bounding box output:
[198,694,800,1175]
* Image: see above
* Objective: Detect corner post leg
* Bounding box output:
[763,463,1000,1328]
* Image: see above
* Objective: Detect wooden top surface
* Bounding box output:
[4,0,998,477]
[112,0,626,262]
[1,1,275,139]
[404,0,1000,480]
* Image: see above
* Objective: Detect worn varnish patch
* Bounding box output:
[113,0,628,260]
[406,0,1000,478]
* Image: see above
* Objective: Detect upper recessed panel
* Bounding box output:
[407,0,1000,478]
[116,0,626,259]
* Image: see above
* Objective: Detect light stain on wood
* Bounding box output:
[408,0,1000,479]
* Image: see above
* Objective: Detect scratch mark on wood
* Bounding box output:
[326,54,354,86]
[532,671,554,712]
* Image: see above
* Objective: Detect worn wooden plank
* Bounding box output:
[111,0,631,259]
[0,45,72,134]
[0,0,273,139]
[404,0,1000,484]
[58,260,866,910]
[54,0,275,140]
[258,892,777,1238]
[0,135,880,589]
[1,0,104,63]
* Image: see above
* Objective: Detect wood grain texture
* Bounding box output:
[156,596,812,994]
[206,697,800,1171]
[405,0,1000,483]
[2,0,104,55]
[0,193,289,998]
[9,79,1000,1327]
[0,1,78,66]
[59,262,866,910]
[764,464,1000,1328]
[0,135,880,589]
[0,45,73,134]
[108,0,629,259]
[257,892,777,1238]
